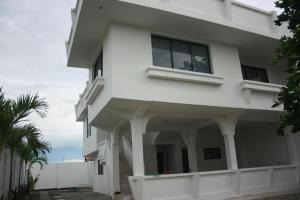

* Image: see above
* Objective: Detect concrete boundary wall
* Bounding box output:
[31,162,93,190]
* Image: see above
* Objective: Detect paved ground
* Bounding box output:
[28,188,111,200]
[228,190,300,200]
[28,189,300,200]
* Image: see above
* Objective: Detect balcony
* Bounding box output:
[75,76,105,121]
[66,0,286,68]
[240,80,284,107]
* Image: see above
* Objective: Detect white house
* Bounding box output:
[66,0,300,199]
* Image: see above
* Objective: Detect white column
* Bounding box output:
[187,142,198,172]
[111,132,120,194]
[219,120,238,170]
[284,129,299,165]
[130,119,147,176]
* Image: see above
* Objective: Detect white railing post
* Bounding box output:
[192,174,200,198]
[56,163,60,189]
[268,167,274,190]
[234,170,241,195]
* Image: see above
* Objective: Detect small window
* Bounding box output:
[98,160,104,175]
[241,65,269,83]
[86,117,91,138]
[203,148,221,160]
[151,36,212,74]
[92,52,103,81]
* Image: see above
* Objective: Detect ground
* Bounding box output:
[28,188,111,200]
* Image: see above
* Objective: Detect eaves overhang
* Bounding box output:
[66,0,285,68]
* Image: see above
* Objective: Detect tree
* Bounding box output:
[0,89,49,193]
[15,131,51,189]
[272,0,300,134]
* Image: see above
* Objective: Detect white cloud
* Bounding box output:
[0,0,87,161]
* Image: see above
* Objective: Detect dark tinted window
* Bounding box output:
[98,160,103,175]
[152,37,172,68]
[203,148,221,160]
[92,52,103,81]
[241,65,269,83]
[152,36,212,74]
[86,117,91,138]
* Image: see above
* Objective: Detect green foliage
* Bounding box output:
[0,87,51,195]
[273,0,300,134]
[25,174,40,195]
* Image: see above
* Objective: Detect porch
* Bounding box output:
[97,102,299,200]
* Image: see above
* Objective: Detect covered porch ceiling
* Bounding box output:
[90,98,283,129]
[67,0,281,68]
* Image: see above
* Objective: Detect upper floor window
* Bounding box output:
[241,65,269,83]
[92,52,103,81]
[151,36,212,74]
[86,116,91,138]
[98,160,104,175]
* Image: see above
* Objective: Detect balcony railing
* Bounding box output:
[75,76,105,121]
[129,165,299,200]
[241,80,284,105]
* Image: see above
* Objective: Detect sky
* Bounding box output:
[0,0,280,162]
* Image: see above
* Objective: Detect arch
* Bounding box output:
[195,124,228,172]
[235,120,290,168]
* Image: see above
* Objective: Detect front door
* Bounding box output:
[182,148,190,173]
[157,151,164,174]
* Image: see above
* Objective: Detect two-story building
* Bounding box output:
[66,0,300,199]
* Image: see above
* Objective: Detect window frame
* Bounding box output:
[203,147,222,160]
[92,51,103,81]
[241,65,269,83]
[86,116,91,138]
[98,160,104,175]
[151,35,212,74]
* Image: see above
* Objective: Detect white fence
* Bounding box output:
[0,148,25,198]
[31,162,93,190]
[129,165,299,200]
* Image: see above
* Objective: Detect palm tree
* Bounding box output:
[0,88,49,192]
[16,133,51,188]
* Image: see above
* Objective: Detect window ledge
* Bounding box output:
[146,66,224,85]
[241,80,283,93]
[85,76,104,105]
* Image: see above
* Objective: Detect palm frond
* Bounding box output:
[12,93,48,125]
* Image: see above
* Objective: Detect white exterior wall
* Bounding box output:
[107,23,284,111]
[231,3,274,32]
[235,122,291,168]
[89,30,114,122]
[93,158,110,195]
[196,126,227,172]
[82,118,98,156]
